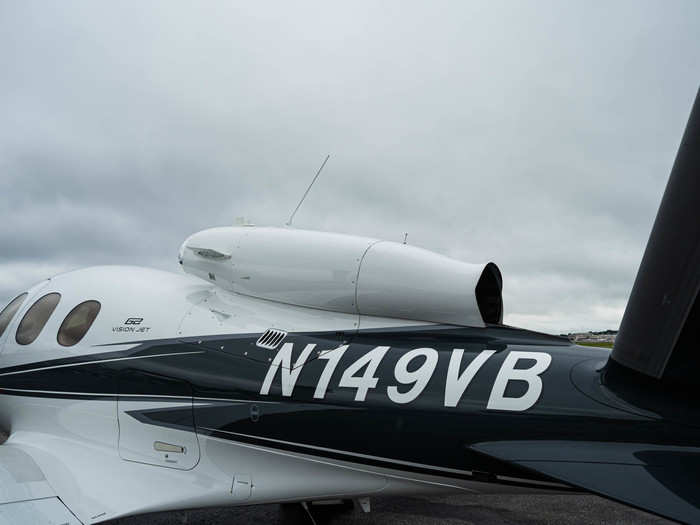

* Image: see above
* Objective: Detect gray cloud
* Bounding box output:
[1,1,699,332]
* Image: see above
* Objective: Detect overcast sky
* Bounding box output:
[1,1,698,333]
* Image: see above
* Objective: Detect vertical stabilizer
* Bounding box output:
[611,87,700,382]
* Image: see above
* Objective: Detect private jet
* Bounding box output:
[0,87,698,524]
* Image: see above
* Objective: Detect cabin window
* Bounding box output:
[57,301,101,347]
[0,293,28,338]
[16,293,61,345]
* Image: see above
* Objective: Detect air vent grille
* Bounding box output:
[256,329,288,349]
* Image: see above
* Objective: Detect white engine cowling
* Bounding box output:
[178,226,503,327]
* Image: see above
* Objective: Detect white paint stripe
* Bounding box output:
[0,389,281,406]
[119,394,191,399]
[0,351,205,377]
[0,388,116,397]
[0,389,197,400]
[200,427,477,477]
[194,396,280,405]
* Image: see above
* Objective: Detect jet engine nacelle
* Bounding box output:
[179,226,503,326]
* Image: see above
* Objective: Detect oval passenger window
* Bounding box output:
[57,300,101,347]
[16,293,61,345]
[0,293,28,338]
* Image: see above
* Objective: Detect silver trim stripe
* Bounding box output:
[194,397,280,405]
[0,351,205,377]
[200,427,478,478]
[200,429,573,491]
[0,388,117,397]
[202,431,470,491]
[0,389,280,405]
[0,389,193,399]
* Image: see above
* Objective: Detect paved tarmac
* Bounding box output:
[107,493,672,525]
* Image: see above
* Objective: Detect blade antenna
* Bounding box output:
[286,154,330,226]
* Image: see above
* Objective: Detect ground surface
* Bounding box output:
[107,493,671,525]
[575,342,614,348]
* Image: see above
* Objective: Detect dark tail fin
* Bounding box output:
[611,87,700,386]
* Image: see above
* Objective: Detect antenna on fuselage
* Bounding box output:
[286,154,330,226]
